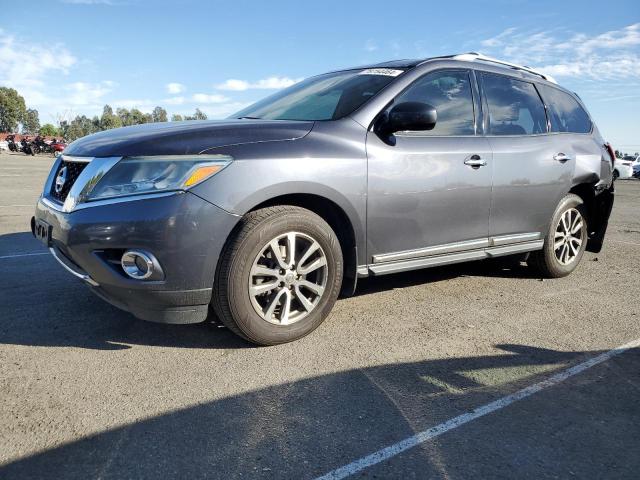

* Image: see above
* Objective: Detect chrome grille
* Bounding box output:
[50,160,89,202]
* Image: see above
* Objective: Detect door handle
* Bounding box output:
[553,153,572,163]
[464,155,487,168]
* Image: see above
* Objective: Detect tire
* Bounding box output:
[212,205,343,345]
[528,194,588,278]
[612,169,619,180]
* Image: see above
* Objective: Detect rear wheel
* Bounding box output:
[213,206,343,345]
[528,194,587,278]
[612,169,620,180]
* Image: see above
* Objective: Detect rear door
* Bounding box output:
[366,69,492,264]
[479,72,572,240]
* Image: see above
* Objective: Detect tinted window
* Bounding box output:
[482,74,547,135]
[393,70,475,135]
[538,84,591,133]
[232,69,402,121]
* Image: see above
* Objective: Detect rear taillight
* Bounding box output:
[605,143,616,166]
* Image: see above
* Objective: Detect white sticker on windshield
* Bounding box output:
[358,68,404,77]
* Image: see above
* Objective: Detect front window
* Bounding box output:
[392,70,476,135]
[231,68,404,121]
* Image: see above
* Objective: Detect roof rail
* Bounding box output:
[450,52,557,84]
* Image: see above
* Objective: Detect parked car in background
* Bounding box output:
[614,155,636,179]
[32,53,615,345]
[632,157,640,178]
[0,140,8,151]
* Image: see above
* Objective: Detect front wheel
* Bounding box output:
[528,194,587,278]
[212,206,343,345]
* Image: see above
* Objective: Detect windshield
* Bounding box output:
[231,68,404,121]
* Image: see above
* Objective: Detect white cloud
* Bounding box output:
[478,23,640,80]
[365,39,378,52]
[164,96,185,105]
[573,23,640,56]
[165,82,185,94]
[216,79,250,91]
[65,81,115,106]
[192,93,229,104]
[480,27,517,48]
[216,76,302,91]
[0,29,76,104]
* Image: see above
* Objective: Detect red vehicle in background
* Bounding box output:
[50,140,67,157]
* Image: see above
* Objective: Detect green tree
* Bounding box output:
[39,124,59,137]
[100,104,122,130]
[117,107,133,126]
[0,87,27,132]
[171,114,183,122]
[58,120,69,139]
[129,108,152,125]
[66,115,100,141]
[185,108,207,121]
[23,108,40,134]
[152,106,168,123]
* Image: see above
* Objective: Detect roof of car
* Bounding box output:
[365,59,424,68]
[364,53,557,84]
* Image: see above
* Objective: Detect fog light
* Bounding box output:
[121,250,155,280]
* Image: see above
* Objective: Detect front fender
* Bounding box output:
[191,159,367,264]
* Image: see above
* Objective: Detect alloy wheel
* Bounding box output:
[248,232,328,325]
[554,208,584,265]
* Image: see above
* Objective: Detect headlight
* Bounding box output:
[85,155,232,202]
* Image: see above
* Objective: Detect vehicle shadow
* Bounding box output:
[1,231,544,350]
[0,231,248,350]
[354,256,541,298]
[0,231,44,256]
[1,344,638,479]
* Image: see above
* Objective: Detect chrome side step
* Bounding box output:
[372,238,489,264]
[366,234,543,276]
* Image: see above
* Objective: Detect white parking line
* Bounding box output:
[315,337,640,480]
[0,251,49,260]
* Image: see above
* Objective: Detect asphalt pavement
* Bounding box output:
[0,151,638,479]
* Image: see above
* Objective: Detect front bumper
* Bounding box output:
[33,191,238,324]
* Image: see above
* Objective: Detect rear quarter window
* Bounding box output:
[537,84,592,134]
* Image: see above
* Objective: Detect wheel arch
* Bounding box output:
[568,182,614,253]
[245,193,360,297]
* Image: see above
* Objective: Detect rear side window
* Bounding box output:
[537,84,592,134]
[481,73,547,135]
[394,70,475,135]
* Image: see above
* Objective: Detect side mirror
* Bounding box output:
[386,102,437,133]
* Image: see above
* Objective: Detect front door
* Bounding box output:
[366,69,492,264]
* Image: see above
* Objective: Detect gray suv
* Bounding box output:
[32,53,615,345]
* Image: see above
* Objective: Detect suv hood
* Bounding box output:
[64,119,314,158]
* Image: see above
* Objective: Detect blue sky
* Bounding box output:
[2,0,639,151]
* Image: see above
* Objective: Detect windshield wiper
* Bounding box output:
[237,116,261,120]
